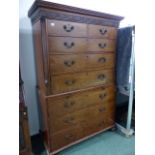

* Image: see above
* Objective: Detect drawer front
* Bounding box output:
[50,112,114,151]
[88,24,117,39]
[50,53,114,74]
[48,37,87,53]
[51,126,84,151]
[46,20,87,37]
[50,54,86,74]
[49,102,114,133]
[47,86,115,117]
[86,53,115,69]
[82,114,115,137]
[88,39,115,52]
[51,69,114,94]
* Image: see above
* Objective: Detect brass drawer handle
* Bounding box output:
[98,74,106,80]
[98,43,106,49]
[65,79,76,85]
[99,107,106,112]
[64,60,75,67]
[64,101,75,108]
[64,117,75,124]
[64,42,75,48]
[99,93,107,100]
[98,57,106,63]
[63,24,74,32]
[99,29,107,35]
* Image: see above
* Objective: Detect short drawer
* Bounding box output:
[48,37,87,53]
[88,24,117,39]
[47,86,115,117]
[51,69,114,94]
[86,53,115,69]
[46,20,87,37]
[88,39,116,52]
[50,54,86,74]
[49,102,114,133]
[50,53,114,74]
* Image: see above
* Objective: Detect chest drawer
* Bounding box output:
[86,53,115,69]
[50,53,114,74]
[48,37,87,53]
[51,125,84,151]
[88,39,115,52]
[82,115,115,137]
[49,101,114,133]
[88,24,117,39]
[50,54,86,74]
[50,112,114,151]
[46,20,87,37]
[51,69,114,94]
[47,86,115,117]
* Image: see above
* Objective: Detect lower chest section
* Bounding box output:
[46,85,116,151]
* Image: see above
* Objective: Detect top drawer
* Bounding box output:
[88,24,117,39]
[46,20,87,37]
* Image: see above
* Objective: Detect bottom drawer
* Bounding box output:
[50,115,114,152]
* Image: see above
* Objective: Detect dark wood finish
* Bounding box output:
[33,20,46,94]
[28,1,123,154]
[28,1,124,27]
[19,106,32,155]
[19,68,32,155]
[28,1,124,24]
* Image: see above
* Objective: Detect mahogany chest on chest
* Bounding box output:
[28,1,123,154]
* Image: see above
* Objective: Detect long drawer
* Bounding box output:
[51,114,114,151]
[51,69,114,94]
[49,101,115,133]
[48,37,115,53]
[50,53,115,74]
[46,19,87,37]
[47,86,115,117]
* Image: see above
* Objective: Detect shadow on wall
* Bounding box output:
[19,18,42,135]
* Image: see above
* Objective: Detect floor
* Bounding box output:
[31,130,135,155]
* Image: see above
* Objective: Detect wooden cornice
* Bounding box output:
[28,0,124,21]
